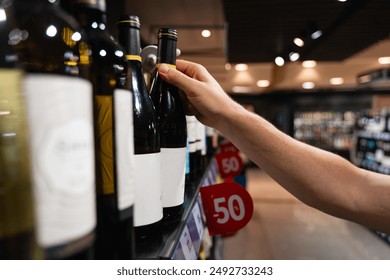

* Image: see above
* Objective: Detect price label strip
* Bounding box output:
[201,158,219,187]
[173,199,206,259]
[200,181,254,236]
[175,225,197,260]
[192,202,204,238]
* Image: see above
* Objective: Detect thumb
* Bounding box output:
[158,64,201,94]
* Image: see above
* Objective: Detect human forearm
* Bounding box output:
[218,104,366,219]
[159,59,390,233]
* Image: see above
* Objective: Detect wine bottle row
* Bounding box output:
[0,0,216,260]
[294,111,357,151]
[351,115,390,246]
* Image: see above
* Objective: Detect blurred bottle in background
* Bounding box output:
[13,0,96,259]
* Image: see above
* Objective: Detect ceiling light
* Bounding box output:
[311,30,322,40]
[302,60,317,68]
[289,52,300,62]
[302,82,315,89]
[330,77,344,85]
[232,86,253,93]
[256,80,270,87]
[235,64,248,71]
[225,63,231,70]
[293,37,304,47]
[275,56,285,66]
[378,57,390,65]
[201,29,211,38]
[338,0,347,2]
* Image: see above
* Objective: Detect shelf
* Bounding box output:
[136,158,219,260]
[355,130,390,141]
[352,129,390,247]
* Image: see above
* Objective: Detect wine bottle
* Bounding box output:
[150,28,187,224]
[13,0,96,259]
[0,0,40,260]
[70,0,135,259]
[117,15,163,244]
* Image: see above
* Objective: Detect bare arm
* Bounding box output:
[158,60,390,233]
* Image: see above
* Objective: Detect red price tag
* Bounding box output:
[200,182,253,236]
[219,141,239,153]
[215,151,243,178]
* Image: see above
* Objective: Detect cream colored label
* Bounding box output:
[24,74,96,247]
[134,152,163,227]
[161,147,186,207]
[186,116,197,153]
[114,89,135,212]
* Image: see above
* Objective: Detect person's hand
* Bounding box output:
[158,59,241,129]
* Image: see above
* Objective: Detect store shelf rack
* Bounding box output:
[351,130,390,246]
[136,159,219,259]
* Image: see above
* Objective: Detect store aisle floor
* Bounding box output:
[222,167,390,259]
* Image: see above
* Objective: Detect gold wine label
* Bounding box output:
[95,96,115,195]
[156,63,176,70]
[126,55,142,62]
[0,69,35,238]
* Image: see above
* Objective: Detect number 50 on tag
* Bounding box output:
[215,151,243,178]
[200,182,253,236]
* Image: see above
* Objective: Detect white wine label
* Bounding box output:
[195,119,206,153]
[161,147,186,207]
[186,116,197,153]
[133,152,163,227]
[114,89,135,212]
[24,74,96,247]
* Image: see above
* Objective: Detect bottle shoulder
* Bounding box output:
[84,29,127,63]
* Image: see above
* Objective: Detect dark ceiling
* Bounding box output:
[223,0,390,63]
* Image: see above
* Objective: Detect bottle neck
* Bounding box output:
[118,27,141,59]
[157,37,177,67]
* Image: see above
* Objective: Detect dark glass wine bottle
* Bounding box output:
[13,0,96,259]
[69,0,135,259]
[149,28,187,224]
[0,0,40,260]
[117,15,163,245]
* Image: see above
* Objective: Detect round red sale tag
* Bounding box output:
[215,151,244,178]
[200,182,253,236]
[219,141,239,153]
